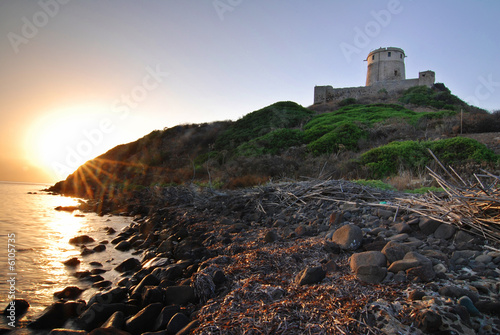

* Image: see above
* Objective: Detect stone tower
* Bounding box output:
[366,47,406,86]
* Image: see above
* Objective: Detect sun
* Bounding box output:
[26,105,115,181]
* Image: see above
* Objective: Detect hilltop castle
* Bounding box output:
[314,47,435,104]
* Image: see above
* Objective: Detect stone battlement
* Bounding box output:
[314,70,435,104]
[314,47,435,105]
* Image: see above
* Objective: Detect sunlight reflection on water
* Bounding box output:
[0,182,135,333]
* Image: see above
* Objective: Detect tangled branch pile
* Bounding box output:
[146,178,404,221]
[398,167,500,244]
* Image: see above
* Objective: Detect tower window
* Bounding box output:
[400,54,403,59]
[388,52,391,57]
[394,70,398,76]
[372,55,374,60]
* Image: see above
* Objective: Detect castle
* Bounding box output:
[314,47,435,104]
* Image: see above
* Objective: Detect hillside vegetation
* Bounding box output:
[50,84,500,201]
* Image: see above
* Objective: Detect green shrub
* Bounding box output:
[405,186,444,194]
[303,103,461,156]
[360,141,429,178]
[304,104,422,134]
[428,137,497,163]
[353,179,395,191]
[236,128,305,156]
[215,101,313,151]
[360,137,498,178]
[308,122,367,155]
[399,85,463,109]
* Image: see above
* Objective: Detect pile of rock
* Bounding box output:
[6,180,500,334]
[329,209,500,334]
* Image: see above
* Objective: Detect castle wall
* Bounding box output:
[314,71,435,105]
[419,71,435,87]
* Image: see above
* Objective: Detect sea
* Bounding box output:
[0,181,135,334]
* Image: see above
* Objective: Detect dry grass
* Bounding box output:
[386,168,434,191]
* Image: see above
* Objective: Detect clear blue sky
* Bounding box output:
[1,0,499,182]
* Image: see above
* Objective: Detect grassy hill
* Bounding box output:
[49,84,500,200]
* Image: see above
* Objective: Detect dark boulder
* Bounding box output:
[154,305,180,331]
[142,257,170,270]
[28,302,66,329]
[63,257,81,267]
[142,287,165,307]
[115,240,132,251]
[81,247,95,256]
[86,275,105,283]
[166,313,190,335]
[54,286,84,300]
[381,241,410,264]
[416,309,442,333]
[69,235,95,244]
[458,296,481,317]
[63,301,86,318]
[88,287,128,306]
[114,258,141,273]
[101,311,126,329]
[151,263,185,282]
[331,225,363,250]
[350,251,386,272]
[93,244,107,252]
[130,274,160,299]
[295,266,326,285]
[91,269,107,275]
[75,271,92,279]
[475,300,500,316]
[438,286,479,303]
[406,265,435,282]
[105,227,116,235]
[355,265,387,284]
[164,286,196,305]
[125,302,164,335]
[92,280,112,289]
[76,303,129,331]
[434,223,456,240]
[418,218,441,235]
[2,299,29,319]
[264,230,279,243]
[111,236,126,245]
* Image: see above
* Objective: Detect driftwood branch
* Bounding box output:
[397,150,500,244]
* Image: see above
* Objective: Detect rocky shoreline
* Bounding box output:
[4,180,500,334]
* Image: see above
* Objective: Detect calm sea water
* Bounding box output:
[0,181,135,334]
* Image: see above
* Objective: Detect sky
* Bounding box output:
[0,0,499,183]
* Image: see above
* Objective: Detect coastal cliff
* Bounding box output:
[24,84,500,334]
[49,85,499,208]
